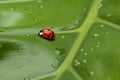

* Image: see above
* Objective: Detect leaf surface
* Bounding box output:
[0,0,120,80]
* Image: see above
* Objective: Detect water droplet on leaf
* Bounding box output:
[18,47,23,52]
[83,7,87,10]
[106,31,109,34]
[54,49,60,55]
[90,48,94,51]
[75,20,79,23]
[61,36,65,39]
[98,4,102,9]
[74,59,80,66]
[100,24,104,28]
[54,48,65,56]
[90,71,94,76]
[84,52,88,56]
[93,33,99,37]
[83,59,87,63]
[25,33,30,37]
[106,14,111,17]
[10,7,17,10]
[96,45,99,48]
[40,5,44,8]
[97,42,101,45]
[34,18,38,21]
[10,7,14,10]
[107,78,112,80]
[24,77,30,80]
[59,27,65,30]
[51,63,57,68]
[80,48,84,51]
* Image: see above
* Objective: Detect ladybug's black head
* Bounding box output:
[38,30,43,36]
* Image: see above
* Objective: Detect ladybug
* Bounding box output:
[38,28,55,40]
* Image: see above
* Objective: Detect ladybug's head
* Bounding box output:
[39,32,43,35]
[38,30,43,36]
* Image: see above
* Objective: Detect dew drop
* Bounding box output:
[74,59,80,66]
[84,52,88,56]
[24,77,30,80]
[75,19,80,24]
[83,7,87,10]
[107,78,112,80]
[25,33,30,37]
[61,35,65,39]
[54,48,65,56]
[40,5,44,8]
[93,33,99,37]
[90,48,94,51]
[51,63,57,68]
[106,31,109,34]
[96,45,99,48]
[10,7,16,10]
[97,42,101,45]
[83,59,87,63]
[59,27,65,30]
[34,18,38,21]
[74,19,81,26]
[10,7,14,10]
[100,24,104,28]
[18,47,23,52]
[90,71,94,76]
[80,48,84,52]
[54,49,60,55]
[106,14,111,17]
[98,4,102,9]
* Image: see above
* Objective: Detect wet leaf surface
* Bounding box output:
[0,0,120,80]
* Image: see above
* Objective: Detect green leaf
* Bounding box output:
[0,0,120,80]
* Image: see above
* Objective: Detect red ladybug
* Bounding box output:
[38,28,55,40]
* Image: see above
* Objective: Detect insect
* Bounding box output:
[38,28,55,40]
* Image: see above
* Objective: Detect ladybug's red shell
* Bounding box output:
[38,28,55,40]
